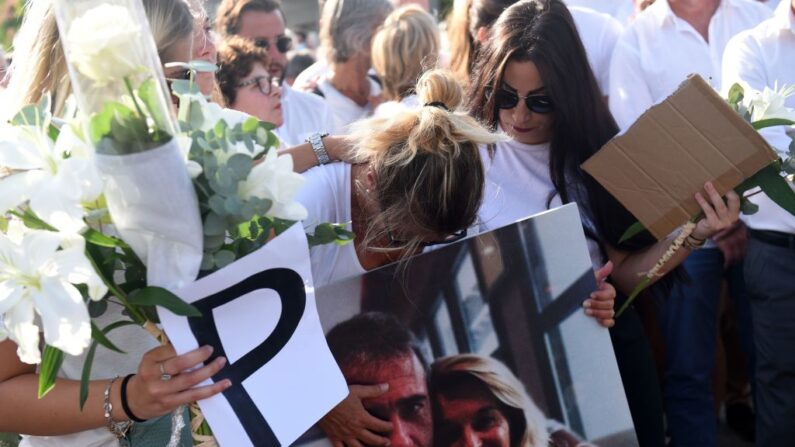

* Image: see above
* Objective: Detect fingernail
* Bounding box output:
[380,383,390,391]
[590,292,598,298]
[224,380,232,388]
[216,357,227,366]
[204,345,214,354]
[585,309,594,316]
[583,300,591,308]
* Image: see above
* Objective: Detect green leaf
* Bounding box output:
[0,216,8,232]
[90,321,124,354]
[12,94,51,128]
[213,250,236,268]
[756,165,795,216]
[752,118,795,130]
[204,212,227,236]
[741,197,759,215]
[227,153,252,180]
[38,345,65,398]
[128,287,202,318]
[10,209,56,231]
[80,320,137,409]
[727,83,744,109]
[138,78,170,133]
[618,221,647,245]
[83,229,126,248]
[615,276,653,319]
[241,117,259,134]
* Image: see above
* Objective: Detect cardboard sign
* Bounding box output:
[583,75,778,239]
[159,223,348,447]
[300,204,637,446]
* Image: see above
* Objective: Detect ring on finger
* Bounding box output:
[159,362,172,381]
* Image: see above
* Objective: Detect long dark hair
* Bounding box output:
[467,0,656,252]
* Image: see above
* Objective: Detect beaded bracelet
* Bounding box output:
[104,376,133,439]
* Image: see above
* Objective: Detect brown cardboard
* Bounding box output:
[582,75,778,240]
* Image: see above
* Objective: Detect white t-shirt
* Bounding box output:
[477,137,605,270]
[275,84,332,147]
[21,303,160,447]
[564,0,636,24]
[374,94,421,118]
[569,6,625,96]
[295,163,366,288]
[722,0,795,234]
[316,77,382,134]
[609,0,772,130]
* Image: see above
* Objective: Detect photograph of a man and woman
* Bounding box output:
[298,204,638,446]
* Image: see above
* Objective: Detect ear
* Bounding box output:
[366,166,377,191]
[476,26,489,46]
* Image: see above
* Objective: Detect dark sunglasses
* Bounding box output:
[253,35,293,53]
[238,75,278,96]
[387,228,468,248]
[487,87,555,114]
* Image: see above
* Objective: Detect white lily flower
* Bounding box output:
[0,124,102,234]
[237,150,308,221]
[746,83,795,123]
[0,229,107,364]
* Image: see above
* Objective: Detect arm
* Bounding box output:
[604,183,741,296]
[0,339,229,436]
[279,135,355,174]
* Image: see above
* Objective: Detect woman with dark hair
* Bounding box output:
[466,1,740,445]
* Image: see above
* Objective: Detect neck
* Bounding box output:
[668,0,720,40]
[330,57,371,106]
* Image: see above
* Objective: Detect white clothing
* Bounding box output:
[477,137,604,270]
[570,6,625,96]
[565,0,636,24]
[295,163,366,288]
[374,94,421,118]
[292,59,331,91]
[722,0,795,234]
[276,84,332,147]
[21,303,159,447]
[609,0,771,130]
[316,77,382,134]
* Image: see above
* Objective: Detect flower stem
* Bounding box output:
[123,76,147,122]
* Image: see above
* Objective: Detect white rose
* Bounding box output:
[65,4,145,84]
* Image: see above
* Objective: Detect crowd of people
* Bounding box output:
[0,0,793,446]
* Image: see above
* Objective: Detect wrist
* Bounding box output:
[108,377,130,422]
[121,374,148,422]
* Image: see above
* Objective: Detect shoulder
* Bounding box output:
[731,0,774,20]
[295,163,351,228]
[285,84,328,109]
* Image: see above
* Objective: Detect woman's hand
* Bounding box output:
[126,344,231,421]
[319,384,393,447]
[692,182,741,240]
[584,261,616,328]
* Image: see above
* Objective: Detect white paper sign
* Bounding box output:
[159,223,348,446]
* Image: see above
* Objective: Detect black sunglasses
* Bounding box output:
[238,75,279,96]
[253,35,293,53]
[387,228,468,248]
[487,87,555,114]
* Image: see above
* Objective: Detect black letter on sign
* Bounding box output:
[188,268,306,447]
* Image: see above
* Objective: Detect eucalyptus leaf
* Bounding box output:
[204,212,227,236]
[204,234,226,251]
[227,153,253,179]
[213,250,236,268]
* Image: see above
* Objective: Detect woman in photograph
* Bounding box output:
[0,1,231,445]
[466,1,741,445]
[430,354,550,447]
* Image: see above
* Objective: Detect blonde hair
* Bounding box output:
[4,0,193,120]
[320,0,393,64]
[349,69,504,251]
[431,354,550,447]
[372,5,440,101]
[446,0,475,87]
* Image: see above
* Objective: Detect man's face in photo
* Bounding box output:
[344,352,433,447]
[237,8,289,81]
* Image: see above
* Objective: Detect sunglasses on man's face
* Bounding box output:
[387,228,468,248]
[487,87,555,114]
[253,35,293,54]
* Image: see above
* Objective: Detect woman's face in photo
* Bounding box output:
[232,62,284,127]
[436,386,512,447]
[497,59,555,146]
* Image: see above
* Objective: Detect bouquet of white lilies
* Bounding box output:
[0,2,350,441]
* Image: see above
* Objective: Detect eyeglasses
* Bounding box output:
[238,75,279,96]
[487,87,555,114]
[253,35,293,54]
[387,227,468,248]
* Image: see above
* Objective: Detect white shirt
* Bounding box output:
[374,94,421,118]
[722,0,795,234]
[276,84,332,147]
[609,0,771,130]
[569,6,625,96]
[317,77,382,134]
[477,137,604,270]
[295,163,366,288]
[565,0,636,24]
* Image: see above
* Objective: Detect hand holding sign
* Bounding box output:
[159,224,348,447]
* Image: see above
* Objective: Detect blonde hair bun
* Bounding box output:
[415,69,463,112]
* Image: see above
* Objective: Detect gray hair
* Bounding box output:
[320,0,393,64]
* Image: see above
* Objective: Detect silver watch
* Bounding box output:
[306,132,331,165]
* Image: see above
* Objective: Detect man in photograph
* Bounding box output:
[326,312,433,447]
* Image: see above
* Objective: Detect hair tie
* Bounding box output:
[424,101,449,111]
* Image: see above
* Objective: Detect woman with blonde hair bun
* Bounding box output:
[371,4,440,111]
[430,354,549,447]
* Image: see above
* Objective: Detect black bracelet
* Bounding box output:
[120,374,148,423]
